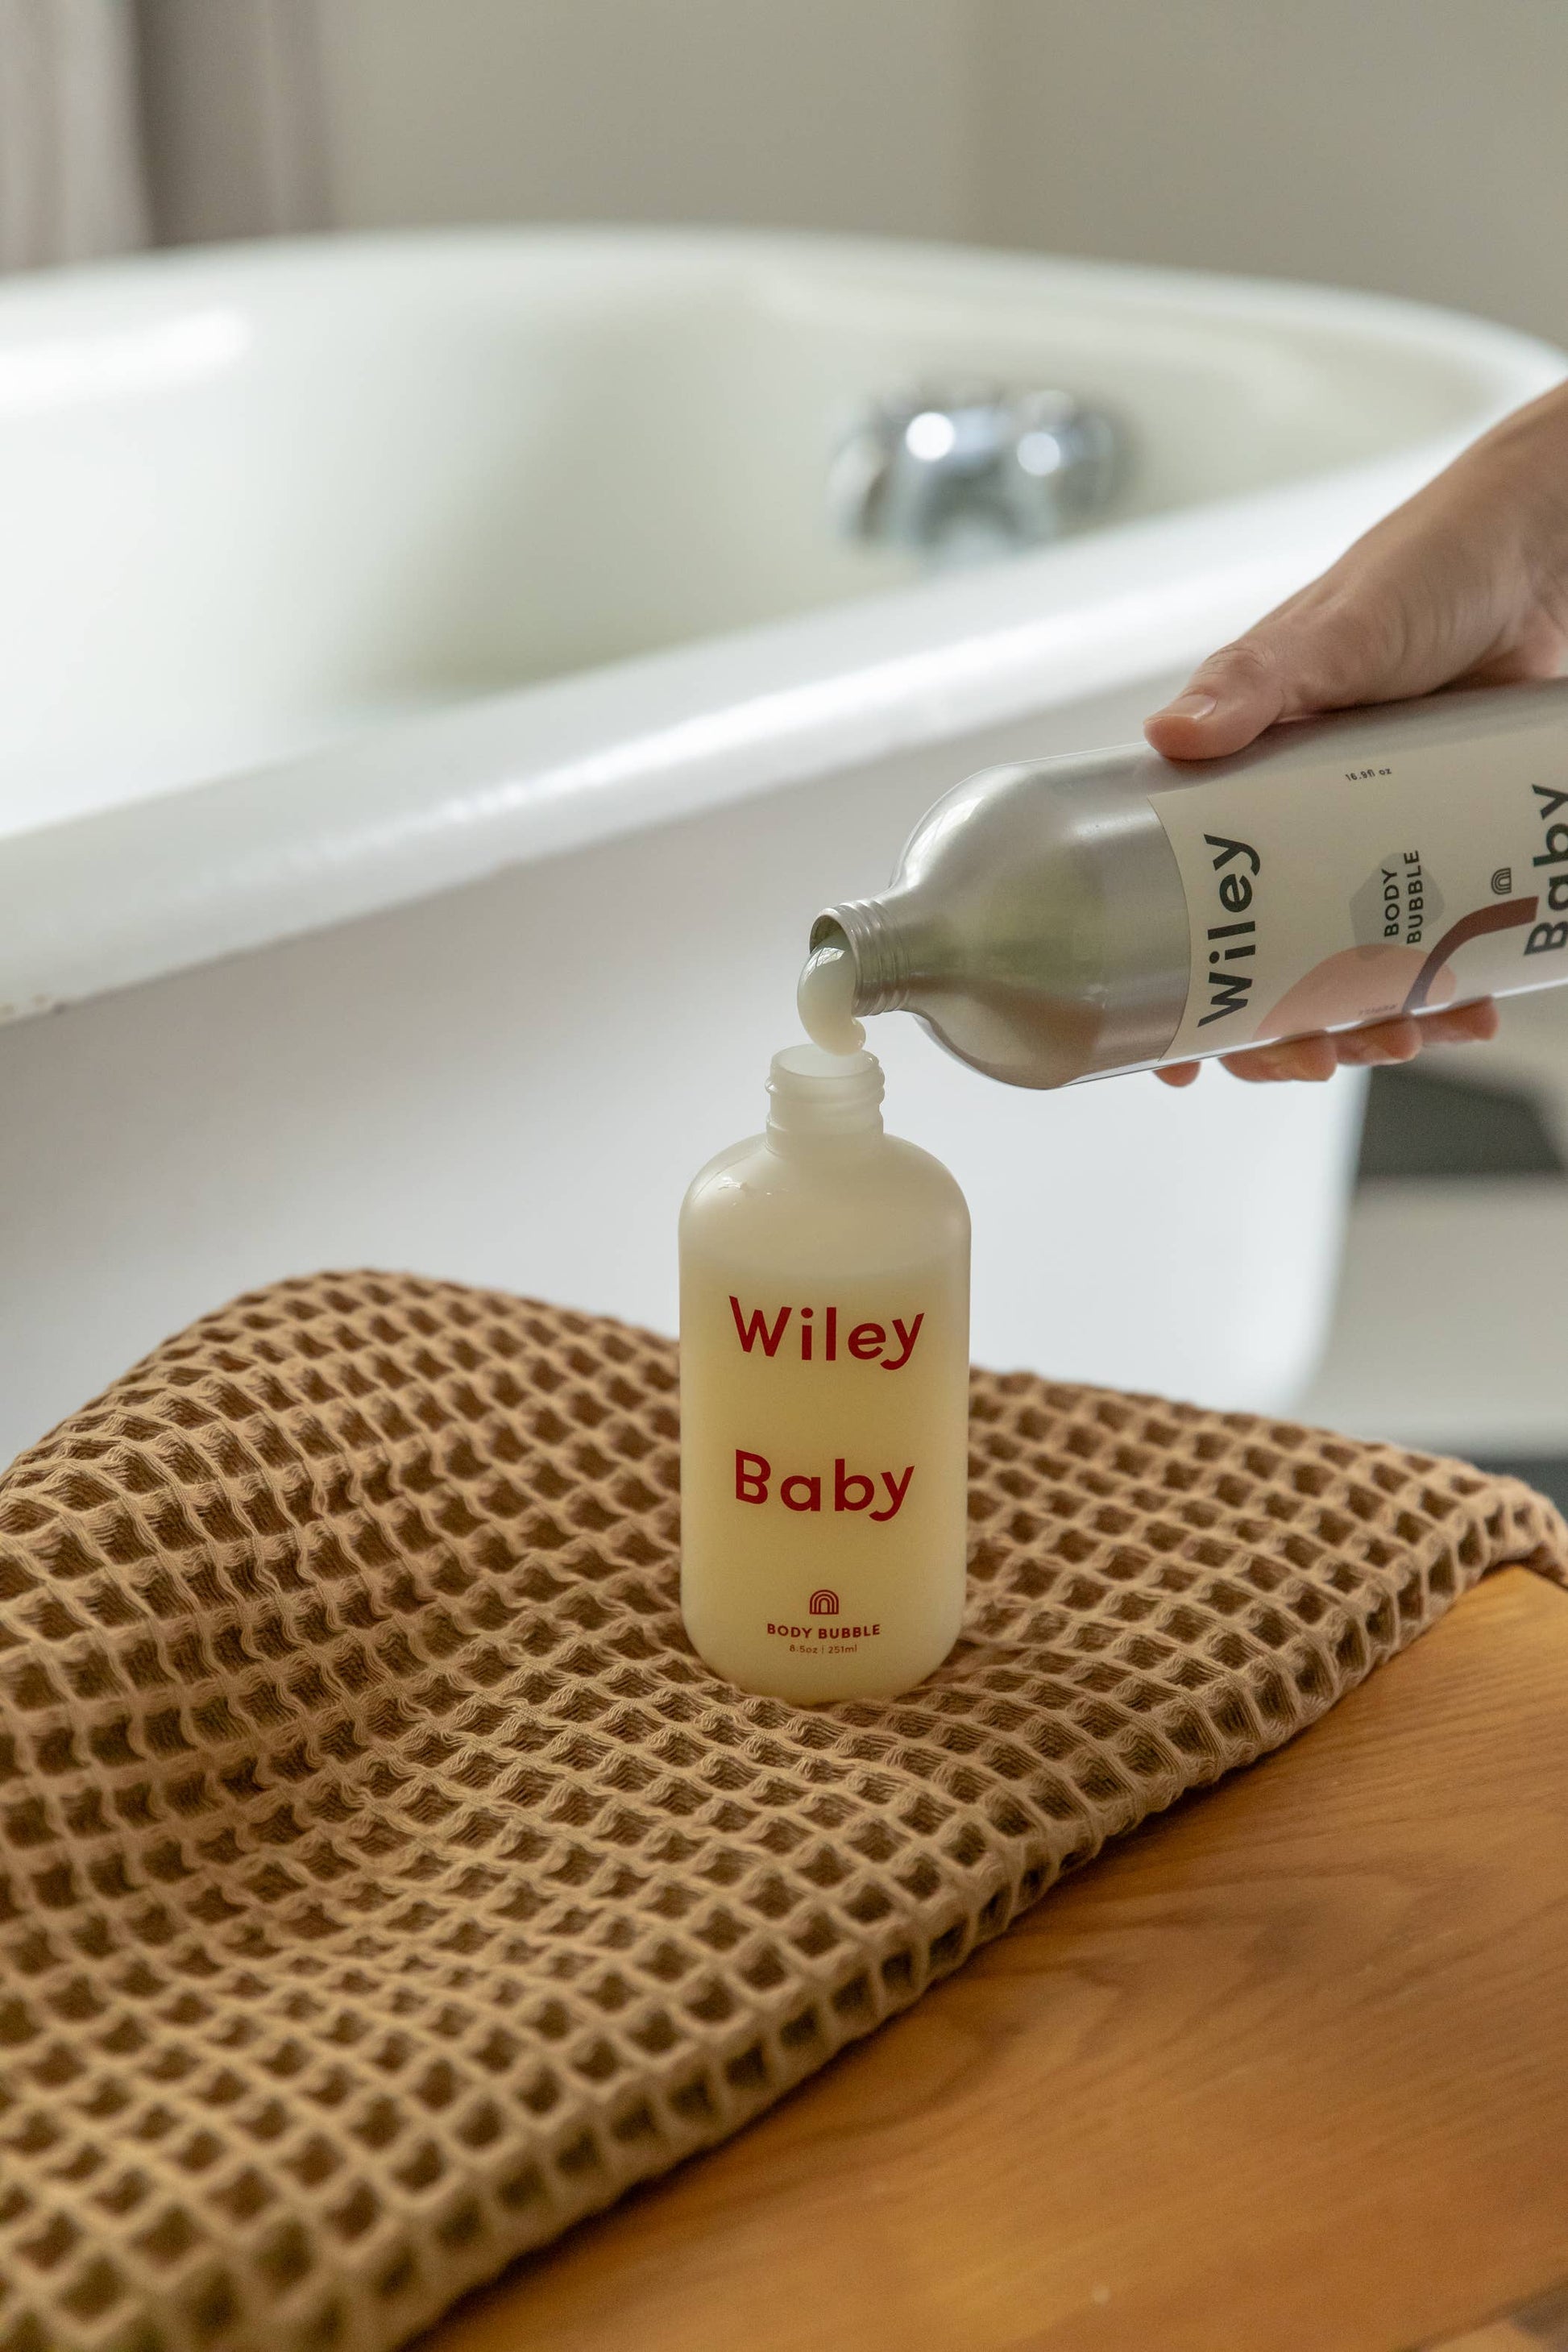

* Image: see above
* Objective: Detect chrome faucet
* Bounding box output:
[830,384,1119,563]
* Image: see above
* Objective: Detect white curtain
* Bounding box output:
[0,0,149,268]
[137,0,328,247]
[0,0,329,272]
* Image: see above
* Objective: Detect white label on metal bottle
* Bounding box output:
[1150,728,1568,1062]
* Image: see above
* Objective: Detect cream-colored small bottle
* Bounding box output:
[679,1043,970,1703]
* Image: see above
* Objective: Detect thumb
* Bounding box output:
[1144,636,1292,761]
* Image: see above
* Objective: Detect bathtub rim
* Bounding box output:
[1,226,1563,1027]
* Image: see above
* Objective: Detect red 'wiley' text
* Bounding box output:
[728,1296,923,1368]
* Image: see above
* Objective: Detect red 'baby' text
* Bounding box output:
[735,1450,914,1520]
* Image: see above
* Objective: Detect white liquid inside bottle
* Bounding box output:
[679,1044,970,1703]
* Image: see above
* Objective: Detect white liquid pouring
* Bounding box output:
[796,940,865,1055]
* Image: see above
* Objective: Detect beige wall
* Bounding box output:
[148,0,1568,350]
[314,0,979,243]
[974,0,1568,346]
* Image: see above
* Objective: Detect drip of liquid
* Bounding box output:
[796,940,865,1056]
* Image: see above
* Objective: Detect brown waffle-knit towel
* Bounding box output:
[1,1271,1564,2352]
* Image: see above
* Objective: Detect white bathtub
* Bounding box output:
[0,230,1561,1466]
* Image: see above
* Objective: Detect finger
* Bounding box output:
[1451,620,1568,688]
[1145,592,1399,763]
[1218,1033,1339,1083]
[1143,495,1469,767]
[1144,637,1291,761]
[1331,1017,1423,1066]
[1409,996,1500,1046]
[1162,996,1498,1089]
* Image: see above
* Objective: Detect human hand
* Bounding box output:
[1145,380,1568,1086]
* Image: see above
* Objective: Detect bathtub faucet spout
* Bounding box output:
[828,384,1119,565]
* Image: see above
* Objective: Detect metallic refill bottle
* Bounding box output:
[811,678,1568,1089]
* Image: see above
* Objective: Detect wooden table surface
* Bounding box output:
[425,1569,1568,2352]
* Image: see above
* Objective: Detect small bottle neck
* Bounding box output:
[765,1044,885,1155]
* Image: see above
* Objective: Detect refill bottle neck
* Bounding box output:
[765,1044,885,1155]
[808,902,911,1017]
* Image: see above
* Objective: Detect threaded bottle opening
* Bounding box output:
[766,1044,885,1140]
[810,902,909,1017]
